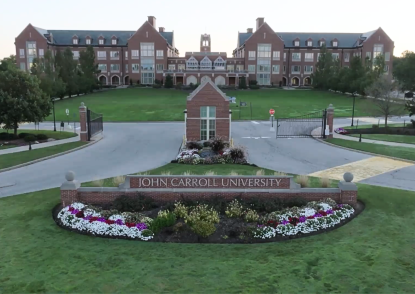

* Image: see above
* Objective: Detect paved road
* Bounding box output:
[1,116,414,198]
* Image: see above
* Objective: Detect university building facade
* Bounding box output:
[14,16,394,87]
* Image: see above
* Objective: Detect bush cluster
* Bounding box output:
[185,204,220,238]
[113,194,156,212]
[186,141,203,150]
[24,135,37,142]
[149,210,176,233]
[210,137,225,152]
[0,133,15,140]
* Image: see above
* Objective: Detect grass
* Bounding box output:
[0,129,78,140]
[1,164,414,292]
[344,123,410,130]
[327,138,415,161]
[48,88,375,122]
[0,141,87,169]
[349,134,415,144]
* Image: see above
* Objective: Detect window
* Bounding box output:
[333,41,338,47]
[384,65,389,73]
[125,51,128,59]
[257,44,271,58]
[257,73,270,85]
[354,52,361,57]
[20,62,25,70]
[141,43,154,57]
[186,56,198,69]
[141,72,154,84]
[99,39,104,45]
[141,58,154,70]
[19,49,25,57]
[200,106,216,140]
[257,59,271,72]
[284,52,286,61]
[156,50,163,59]
[248,65,255,73]
[28,57,35,69]
[294,41,300,47]
[132,64,140,73]
[112,39,117,45]
[86,39,91,45]
[332,53,339,60]
[305,53,314,62]
[291,65,301,73]
[385,52,390,62]
[307,41,313,47]
[131,50,139,59]
[125,64,129,72]
[39,49,44,57]
[344,53,350,62]
[272,51,280,60]
[248,51,256,60]
[110,64,120,72]
[320,41,326,47]
[373,44,384,59]
[168,64,175,70]
[214,56,226,69]
[110,51,119,59]
[236,64,244,72]
[366,52,371,59]
[27,42,36,56]
[292,53,301,61]
[227,65,234,72]
[73,51,79,59]
[283,65,286,74]
[304,65,313,73]
[98,64,107,72]
[178,64,185,71]
[97,51,106,60]
[272,65,280,74]
[156,64,164,72]
[73,39,78,45]
[200,56,212,70]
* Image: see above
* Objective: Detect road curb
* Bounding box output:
[0,136,103,173]
[314,137,415,164]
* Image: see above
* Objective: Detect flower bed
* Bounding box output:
[54,196,362,243]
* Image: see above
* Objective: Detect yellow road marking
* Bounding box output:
[308,157,413,182]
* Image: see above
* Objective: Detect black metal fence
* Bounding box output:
[276,110,327,138]
[87,109,103,141]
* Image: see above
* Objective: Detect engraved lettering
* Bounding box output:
[142,178,151,187]
[178,179,185,187]
[192,178,198,187]
[151,178,159,187]
[199,178,208,187]
[222,179,229,186]
[248,179,253,187]
[185,178,191,187]
[171,178,179,187]
[241,179,248,186]
[275,178,282,186]
[260,179,266,186]
[230,179,238,187]
[254,179,260,187]
[160,178,167,188]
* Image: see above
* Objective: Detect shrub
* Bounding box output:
[24,135,36,142]
[141,229,154,237]
[249,84,260,90]
[121,212,146,223]
[191,221,216,238]
[211,137,225,152]
[274,171,287,176]
[225,199,244,218]
[203,141,212,147]
[185,204,220,226]
[18,132,30,139]
[152,84,162,89]
[372,124,379,129]
[129,79,133,85]
[0,132,16,140]
[229,147,246,161]
[319,177,332,188]
[100,209,120,218]
[164,74,173,88]
[113,194,156,212]
[204,170,216,176]
[295,175,309,187]
[175,82,183,90]
[244,197,284,213]
[279,81,282,87]
[173,201,188,218]
[91,178,104,187]
[284,197,308,208]
[186,141,203,150]
[255,169,265,176]
[229,170,239,176]
[36,134,48,140]
[239,76,247,89]
[249,80,258,85]
[149,212,176,233]
[112,175,126,186]
[244,209,259,223]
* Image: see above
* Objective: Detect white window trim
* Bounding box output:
[73,39,78,45]
[272,51,280,60]
[307,41,313,47]
[112,39,117,45]
[98,64,107,72]
[99,39,104,45]
[292,53,301,62]
[131,50,139,59]
[156,50,164,59]
[248,65,256,73]
[19,49,25,57]
[272,65,280,74]
[304,66,313,73]
[110,64,120,73]
[291,65,301,74]
[248,51,256,60]
[294,41,300,47]
[132,64,140,73]
[125,51,128,59]
[110,51,119,60]
[156,64,164,72]
[200,106,216,141]
[39,49,44,57]
[86,39,91,45]
[200,56,212,70]
[385,52,390,62]
[333,41,338,47]
[73,51,80,59]
[304,53,314,62]
[97,51,107,60]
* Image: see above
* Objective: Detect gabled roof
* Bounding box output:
[160,31,173,46]
[187,80,228,101]
[34,26,48,37]
[238,32,253,47]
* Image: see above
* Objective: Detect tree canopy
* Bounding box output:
[393,51,415,92]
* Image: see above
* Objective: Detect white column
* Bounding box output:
[229,110,232,141]
[184,110,187,140]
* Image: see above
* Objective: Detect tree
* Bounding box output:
[364,76,406,127]
[164,74,173,88]
[79,46,99,93]
[56,48,78,97]
[239,76,247,89]
[393,51,415,92]
[405,98,415,117]
[311,44,333,90]
[0,69,51,136]
[0,55,17,72]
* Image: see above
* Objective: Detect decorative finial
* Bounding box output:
[343,172,353,182]
[65,171,75,182]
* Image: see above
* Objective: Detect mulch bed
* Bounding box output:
[52,201,365,244]
[0,138,49,148]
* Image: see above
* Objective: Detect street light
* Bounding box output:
[52,99,56,132]
[351,92,357,127]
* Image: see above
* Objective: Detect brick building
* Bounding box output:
[14,16,394,87]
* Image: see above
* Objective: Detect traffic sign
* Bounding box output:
[66,109,69,115]
[269,109,275,115]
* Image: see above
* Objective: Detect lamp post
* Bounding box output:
[351,92,356,127]
[52,99,56,132]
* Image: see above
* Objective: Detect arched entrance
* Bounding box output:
[187,75,197,85]
[124,76,130,85]
[111,75,120,85]
[304,77,311,86]
[282,77,287,86]
[201,76,211,83]
[215,76,226,86]
[98,75,107,85]
[291,77,299,87]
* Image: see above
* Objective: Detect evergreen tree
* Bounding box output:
[79,46,99,93]
[0,55,16,72]
[311,44,333,89]
[394,51,415,92]
[56,48,78,97]
[164,74,173,88]
[239,76,247,89]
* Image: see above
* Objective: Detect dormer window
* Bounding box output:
[112,39,117,45]
[86,38,91,45]
[319,40,326,47]
[333,41,338,47]
[99,39,104,45]
[186,56,199,70]
[294,41,300,47]
[214,56,226,70]
[307,41,313,47]
[200,56,212,70]
[73,38,78,45]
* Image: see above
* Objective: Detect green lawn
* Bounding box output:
[349,134,415,144]
[344,123,410,130]
[0,141,87,169]
[48,88,375,122]
[327,138,415,161]
[0,129,78,140]
[1,164,414,292]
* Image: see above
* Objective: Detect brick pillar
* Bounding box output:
[338,172,358,207]
[60,171,80,206]
[327,104,334,139]
[79,102,88,142]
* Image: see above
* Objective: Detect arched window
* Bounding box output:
[214,56,226,70]
[186,56,199,70]
[200,56,212,70]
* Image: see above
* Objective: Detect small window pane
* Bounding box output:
[200,106,207,118]
[208,106,216,118]
[209,120,216,139]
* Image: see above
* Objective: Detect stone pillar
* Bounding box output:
[338,172,358,207]
[60,171,81,207]
[327,104,334,139]
[79,102,88,142]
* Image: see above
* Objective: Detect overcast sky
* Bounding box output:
[1,0,413,59]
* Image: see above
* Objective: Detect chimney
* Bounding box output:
[148,16,156,27]
[159,27,165,33]
[256,17,264,30]
[247,28,253,33]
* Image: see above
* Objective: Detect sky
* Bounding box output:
[0,0,413,59]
